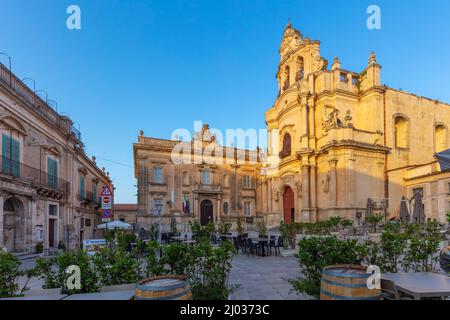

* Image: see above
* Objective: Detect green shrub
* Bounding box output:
[35,242,44,254]
[34,250,101,295]
[280,222,298,249]
[365,214,384,233]
[92,246,141,286]
[289,236,367,297]
[0,251,23,298]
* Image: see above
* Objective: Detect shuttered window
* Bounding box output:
[79,175,85,199]
[47,157,58,189]
[2,134,20,177]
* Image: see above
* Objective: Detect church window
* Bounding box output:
[394,116,409,149]
[435,124,447,153]
[279,133,292,159]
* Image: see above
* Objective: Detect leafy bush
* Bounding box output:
[143,239,236,300]
[0,252,23,297]
[280,222,299,249]
[190,221,215,243]
[185,240,236,300]
[290,236,367,297]
[216,221,232,235]
[35,242,44,254]
[92,246,141,286]
[257,220,267,237]
[365,214,384,233]
[34,250,101,295]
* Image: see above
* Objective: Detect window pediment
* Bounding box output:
[0,116,27,136]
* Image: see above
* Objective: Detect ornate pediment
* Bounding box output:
[279,23,303,59]
[0,115,27,135]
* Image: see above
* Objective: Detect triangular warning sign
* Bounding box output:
[101,186,112,197]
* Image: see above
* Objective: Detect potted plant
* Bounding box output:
[279,222,298,256]
[365,214,384,243]
[257,220,267,237]
[35,242,44,254]
[236,217,244,236]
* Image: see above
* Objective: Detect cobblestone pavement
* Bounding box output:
[228,254,311,300]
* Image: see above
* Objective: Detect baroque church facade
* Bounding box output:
[134,23,450,229]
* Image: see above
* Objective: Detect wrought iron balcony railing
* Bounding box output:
[0,156,69,193]
[0,63,82,143]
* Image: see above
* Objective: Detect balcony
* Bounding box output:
[193,183,222,194]
[78,191,100,205]
[0,63,82,143]
[0,156,69,198]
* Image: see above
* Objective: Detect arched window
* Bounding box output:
[295,56,304,81]
[223,202,228,215]
[435,124,448,153]
[394,116,409,149]
[182,171,189,185]
[279,133,292,159]
[283,66,290,91]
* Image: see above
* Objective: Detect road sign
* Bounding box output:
[101,209,112,223]
[101,186,113,197]
[101,196,112,209]
[101,210,112,219]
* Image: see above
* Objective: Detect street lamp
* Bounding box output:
[0,52,12,87]
[156,201,163,245]
[22,77,36,105]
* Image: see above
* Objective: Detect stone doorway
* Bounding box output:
[200,199,214,226]
[283,187,295,223]
[3,197,25,252]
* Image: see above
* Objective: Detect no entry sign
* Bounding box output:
[101,195,112,209]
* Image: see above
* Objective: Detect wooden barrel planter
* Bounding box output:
[320,265,382,300]
[135,275,192,300]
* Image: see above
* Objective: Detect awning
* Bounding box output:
[435,149,450,172]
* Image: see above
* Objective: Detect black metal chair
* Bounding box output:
[246,238,259,257]
[267,235,276,255]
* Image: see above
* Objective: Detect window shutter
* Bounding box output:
[2,134,10,174]
[11,137,20,177]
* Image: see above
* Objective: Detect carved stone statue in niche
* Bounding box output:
[322,106,343,132]
[296,182,302,198]
[312,47,328,72]
[274,191,279,202]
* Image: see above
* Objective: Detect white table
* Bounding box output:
[62,290,135,300]
[382,272,450,300]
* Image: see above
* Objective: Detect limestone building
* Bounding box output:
[135,23,450,228]
[0,63,113,254]
[133,126,262,230]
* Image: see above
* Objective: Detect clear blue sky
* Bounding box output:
[1,0,449,203]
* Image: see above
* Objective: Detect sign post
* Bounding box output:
[100,186,114,232]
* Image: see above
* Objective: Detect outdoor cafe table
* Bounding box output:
[382,272,450,300]
[62,290,135,300]
[250,237,269,257]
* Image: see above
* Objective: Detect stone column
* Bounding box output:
[329,159,338,209]
[28,197,38,252]
[310,164,317,222]
[0,194,4,248]
[217,195,221,222]
[301,164,311,222]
